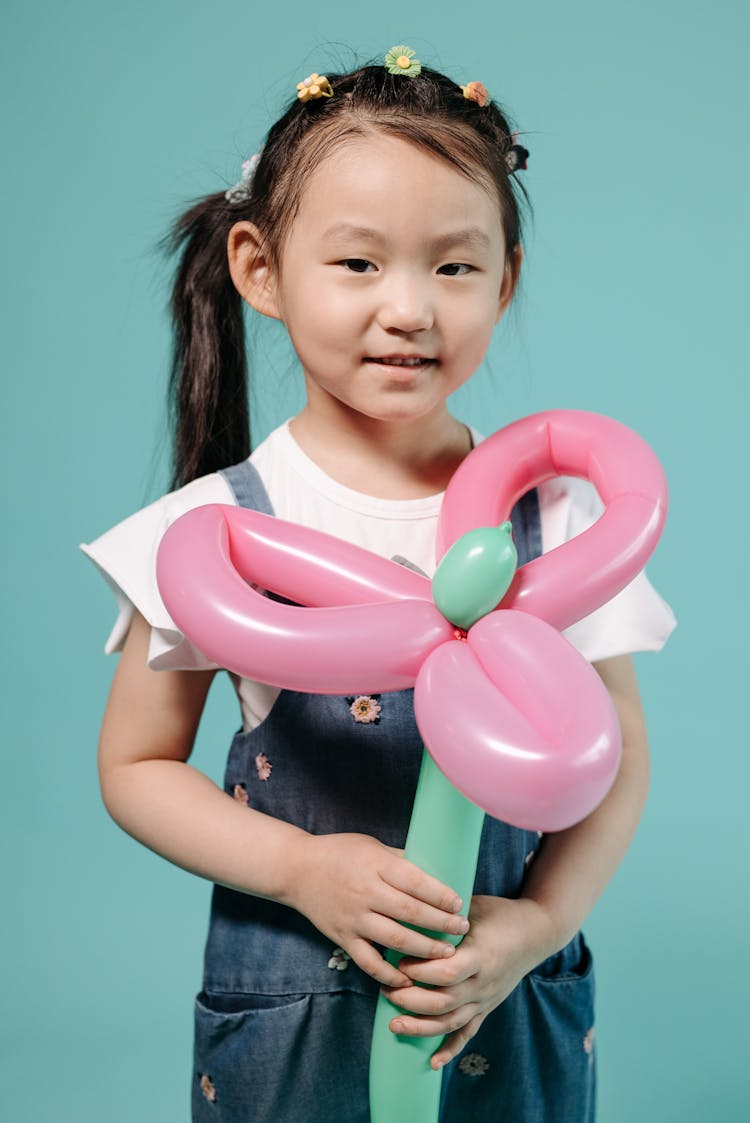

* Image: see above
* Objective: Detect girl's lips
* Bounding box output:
[366,357,436,382]
[366,357,436,368]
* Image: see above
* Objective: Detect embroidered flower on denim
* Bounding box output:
[327,947,351,971]
[346,695,382,724]
[199,1073,217,1102]
[255,752,272,781]
[458,1052,490,1077]
[233,783,249,805]
[583,1026,595,1059]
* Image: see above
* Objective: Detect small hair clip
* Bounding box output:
[296,73,333,102]
[225,153,261,205]
[505,132,530,172]
[384,45,421,77]
[461,81,489,107]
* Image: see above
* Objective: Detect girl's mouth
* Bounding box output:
[367,356,435,368]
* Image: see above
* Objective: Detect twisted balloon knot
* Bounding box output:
[453,628,468,642]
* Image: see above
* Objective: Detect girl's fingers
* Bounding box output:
[430,1014,486,1069]
[397,952,476,987]
[368,915,461,962]
[384,889,471,938]
[384,855,464,915]
[388,1002,480,1039]
[349,939,413,989]
[381,982,465,1018]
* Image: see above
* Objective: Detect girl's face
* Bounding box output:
[240,133,516,427]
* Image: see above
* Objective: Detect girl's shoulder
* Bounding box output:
[79,424,303,673]
[535,476,676,661]
[80,469,237,668]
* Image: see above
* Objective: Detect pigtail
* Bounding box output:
[162,193,250,489]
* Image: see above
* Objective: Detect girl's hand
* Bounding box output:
[286,832,470,988]
[380,895,557,1068]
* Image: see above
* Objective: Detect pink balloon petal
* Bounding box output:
[157,504,453,693]
[437,410,668,631]
[218,505,432,606]
[414,611,621,831]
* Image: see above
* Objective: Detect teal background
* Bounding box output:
[2,1,747,1119]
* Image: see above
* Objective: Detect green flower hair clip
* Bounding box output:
[384,45,421,77]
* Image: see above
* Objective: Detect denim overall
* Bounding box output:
[191,461,597,1122]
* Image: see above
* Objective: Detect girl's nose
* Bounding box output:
[376,274,434,333]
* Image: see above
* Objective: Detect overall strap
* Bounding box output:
[219,459,276,515]
[511,489,543,566]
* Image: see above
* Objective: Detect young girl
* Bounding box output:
[82,48,675,1122]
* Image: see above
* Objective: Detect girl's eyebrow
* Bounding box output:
[431,227,492,254]
[321,223,492,253]
[322,223,382,243]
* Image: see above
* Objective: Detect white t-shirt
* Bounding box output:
[81,421,676,730]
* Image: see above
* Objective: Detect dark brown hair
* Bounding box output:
[162,62,530,488]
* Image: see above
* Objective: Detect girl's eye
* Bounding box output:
[438,263,473,277]
[341,258,376,273]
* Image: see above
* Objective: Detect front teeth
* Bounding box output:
[379,357,426,366]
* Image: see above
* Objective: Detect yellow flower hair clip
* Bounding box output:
[296,73,333,102]
[461,81,489,107]
[384,45,421,77]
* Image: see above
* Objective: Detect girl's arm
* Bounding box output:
[521,653,650,947]
[380,653,650,1065]
[98,610,468,987]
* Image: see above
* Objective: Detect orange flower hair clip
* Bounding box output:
[296,73,333,102]
[461,81,489,107]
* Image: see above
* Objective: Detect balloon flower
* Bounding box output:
[156,410,668,1123]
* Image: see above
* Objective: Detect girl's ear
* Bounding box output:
[496,245,523,322]
[227,222,282,321]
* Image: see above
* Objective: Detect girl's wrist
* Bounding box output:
[517,893,577,965]
[508,896,568,972]
[471,894,565,976]
[273,826,317,913]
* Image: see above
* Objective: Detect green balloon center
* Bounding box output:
[432,522,518,631]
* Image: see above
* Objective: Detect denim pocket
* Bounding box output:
[522,932,597,1122]
[192,989,372,1123]
[195,989,308,1015]
[192,990,311,1121]
[439,937,596,1123]
[529,930,594,984]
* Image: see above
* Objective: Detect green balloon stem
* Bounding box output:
[369,748,485,1123]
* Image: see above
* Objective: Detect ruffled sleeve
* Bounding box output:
[80,472,237,670]
[537,476,676,663]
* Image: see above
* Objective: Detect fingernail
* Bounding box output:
[391,1019,404,1034]
[452,897,464,913]
[455,918,470,934]
[440,943,456,957]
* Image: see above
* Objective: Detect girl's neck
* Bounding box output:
[288,405,472,500]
